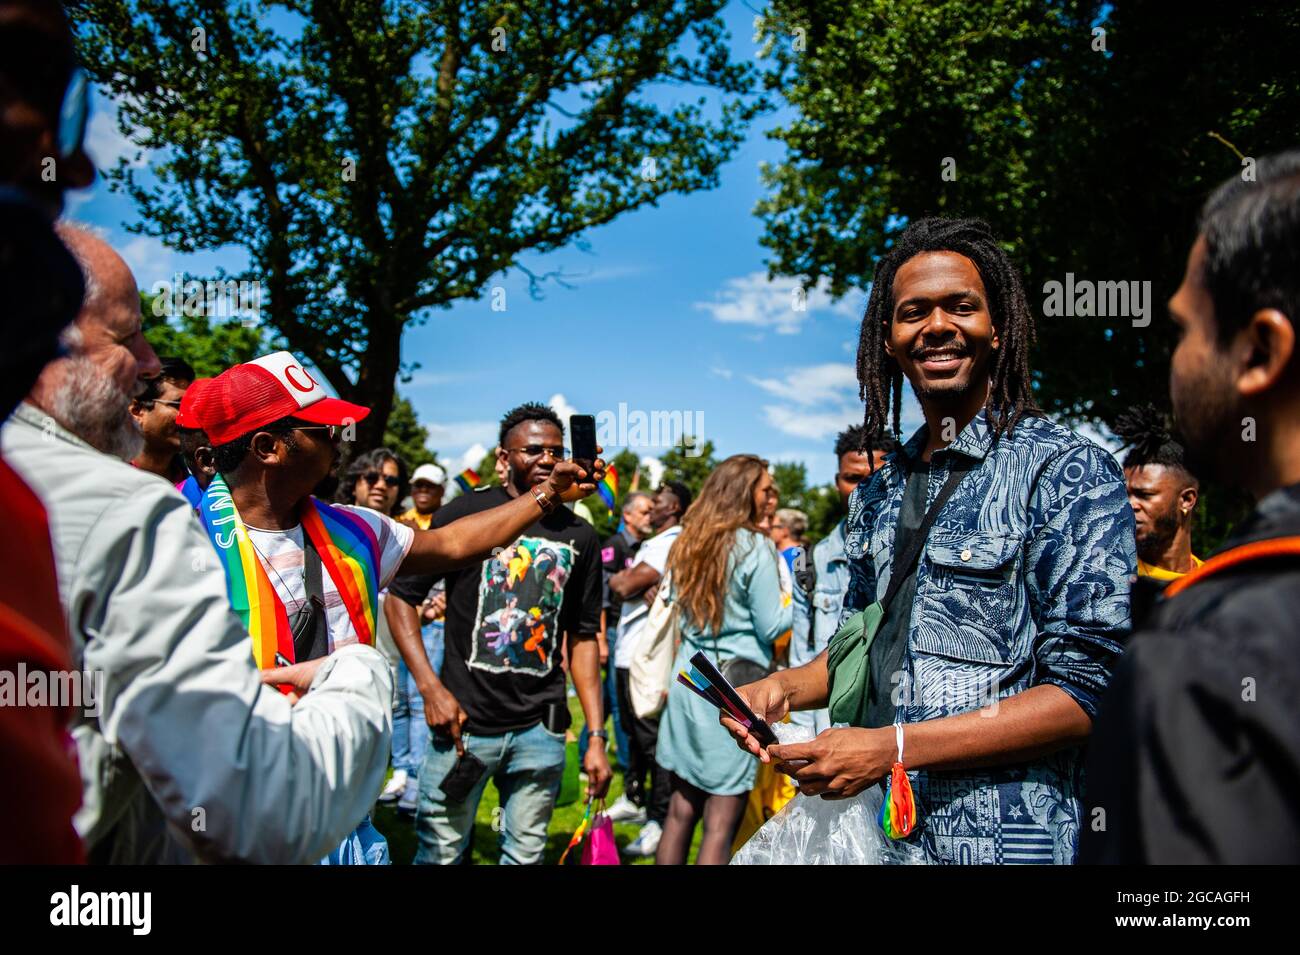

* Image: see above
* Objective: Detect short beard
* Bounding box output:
[48,353,143,462]
[1136,507,1181,565]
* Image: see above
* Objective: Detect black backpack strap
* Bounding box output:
[881,456,974,611]
[292,532,329,662]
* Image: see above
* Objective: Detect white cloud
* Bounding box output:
[709,366,733,380]
[458,442,489,471]
[693,272,859,335]
[85,97,150,172]
[425,419,497,449]
[639,455,665,488]
[747,363,858,407]
[548,392,579,427]
[761,405,864,442]
[119,235,180,288]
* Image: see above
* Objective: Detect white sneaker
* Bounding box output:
[378,769,407,803]
[604,794,646,824]
[623,820,661,857]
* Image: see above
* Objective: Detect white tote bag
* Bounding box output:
[628,572,679,719]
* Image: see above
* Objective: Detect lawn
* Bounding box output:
[372,688,702,865]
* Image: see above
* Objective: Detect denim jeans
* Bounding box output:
[414,721,566,865]
[392,621,443,777]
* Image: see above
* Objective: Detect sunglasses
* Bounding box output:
[363,471,401,488]
[58,67,89,162]
[273,424,339,441]
[504,445,569,460]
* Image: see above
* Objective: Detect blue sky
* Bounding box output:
[74,1,925,487]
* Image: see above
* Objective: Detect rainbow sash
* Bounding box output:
[198,473,381,669]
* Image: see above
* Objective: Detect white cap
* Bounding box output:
[411,463,447,486]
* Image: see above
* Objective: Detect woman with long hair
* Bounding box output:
[336,447,408,517]
[654,454,790,864]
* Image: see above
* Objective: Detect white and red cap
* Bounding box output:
[196,351,370,446]
[173,377,212,430]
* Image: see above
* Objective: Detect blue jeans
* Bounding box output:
[414,722,566,865]
[392,622,443,777]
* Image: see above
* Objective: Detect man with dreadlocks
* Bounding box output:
[722,217,1135,865]
[1115,404,1202,580]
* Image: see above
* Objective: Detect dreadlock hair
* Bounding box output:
[855,217,1041,461]
[1113,404,1198,485]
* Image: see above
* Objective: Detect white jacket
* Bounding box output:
[1,402,392,863]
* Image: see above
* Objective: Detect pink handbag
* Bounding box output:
[580,804,620,866]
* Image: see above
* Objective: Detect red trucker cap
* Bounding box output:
[196,351,370,446]
[173,377,211,430]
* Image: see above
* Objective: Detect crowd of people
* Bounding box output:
[2,0,1299,867]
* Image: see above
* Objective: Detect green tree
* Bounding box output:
[657,436,716,501]
[76,0,763,451]
[140,290,265,377]
[382,394,440,470]
[756,0,1294,548]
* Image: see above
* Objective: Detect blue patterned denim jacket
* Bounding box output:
[841,409,1136,864]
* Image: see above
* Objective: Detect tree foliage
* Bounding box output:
[756,0,1300,425]
[756,0,1297,548]
[139,290,265,377]
[382,394,441,471]
[75,0,763,449]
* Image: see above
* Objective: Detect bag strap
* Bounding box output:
[1164,535,1300,598]
[293,532,329,662]
[881,455,975,611]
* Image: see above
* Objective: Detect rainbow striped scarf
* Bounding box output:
[198,473,382,669]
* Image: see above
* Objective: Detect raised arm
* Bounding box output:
[399,458,601,576]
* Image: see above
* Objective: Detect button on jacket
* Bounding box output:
[841,409,1135,864]
[1,402,393,864]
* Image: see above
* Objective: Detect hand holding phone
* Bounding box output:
[569,414,598,473]
[439,751,487,803]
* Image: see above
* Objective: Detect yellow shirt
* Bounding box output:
[399,507,433,531]
[1137,554,1203,580]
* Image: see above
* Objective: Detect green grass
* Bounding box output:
[373,689,701,865]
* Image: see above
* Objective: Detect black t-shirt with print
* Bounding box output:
[388,487,602,735]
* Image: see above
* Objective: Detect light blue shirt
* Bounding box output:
[656,529,793,795]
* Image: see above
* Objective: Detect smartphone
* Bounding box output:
[438,751,487,803]
[569,414,597,472]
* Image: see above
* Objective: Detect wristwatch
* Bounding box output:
[531,482,560,515]
[588,728,609,740]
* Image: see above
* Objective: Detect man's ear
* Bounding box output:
[1237,308,1296,398]
[1180,484,1199,514]
[248,430,281,466]
[128,399,146,421]
[882,317,895,358]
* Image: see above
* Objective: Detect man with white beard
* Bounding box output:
[0,225,397,863]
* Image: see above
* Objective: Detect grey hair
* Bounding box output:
[621,490,652,515]
[775,508,808,539]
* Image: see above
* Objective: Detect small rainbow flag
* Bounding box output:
[455,468,481,494]
[596,464,617,511]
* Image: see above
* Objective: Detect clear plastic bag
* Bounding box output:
[730,723,929,866]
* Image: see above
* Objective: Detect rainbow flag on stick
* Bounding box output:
[596,465,617,511]
[455,468,481,494]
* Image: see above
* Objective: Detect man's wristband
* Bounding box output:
[588,728,608,740]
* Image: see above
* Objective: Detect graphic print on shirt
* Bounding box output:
[469,536,575,674]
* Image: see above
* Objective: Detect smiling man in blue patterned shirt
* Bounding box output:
[722,217,1135,864]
